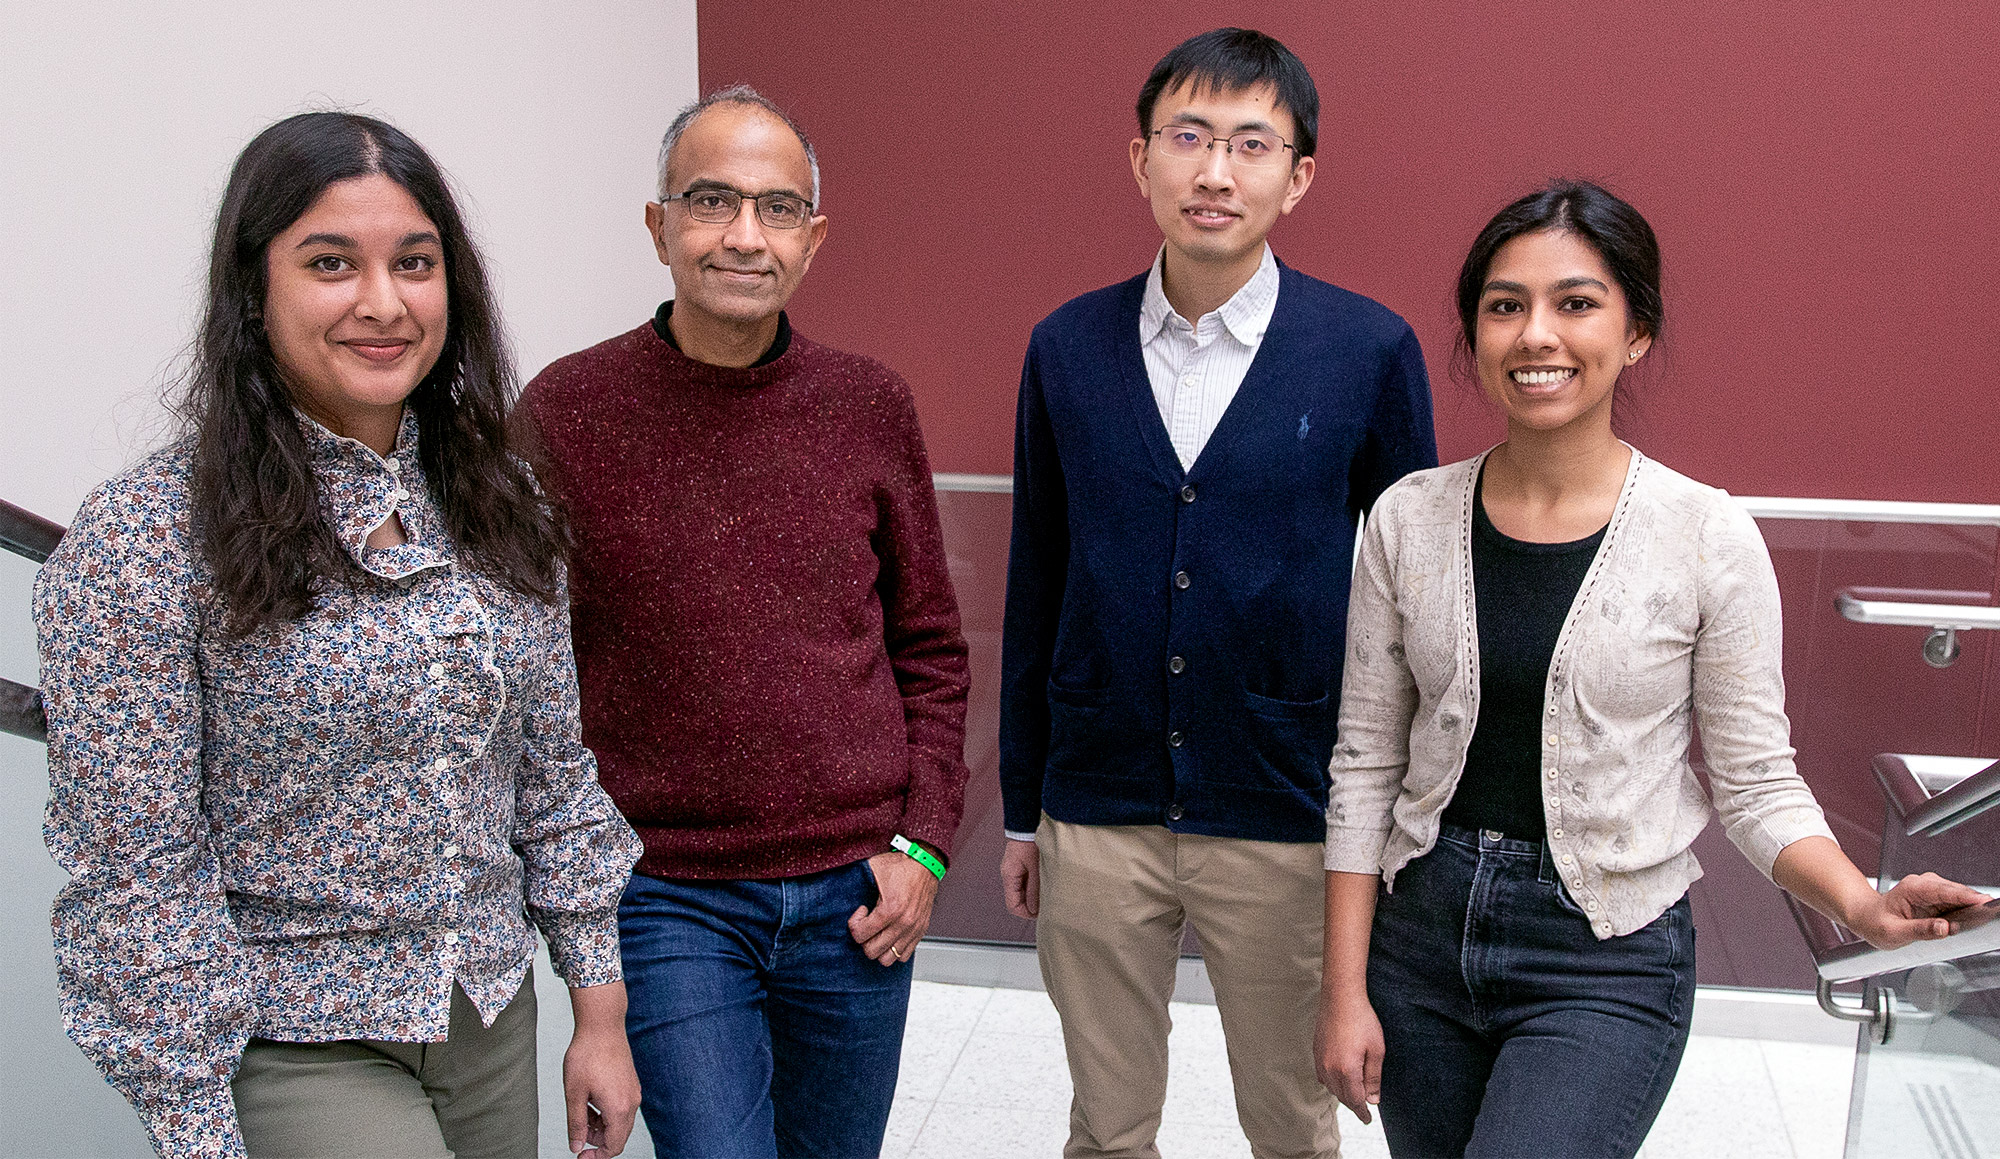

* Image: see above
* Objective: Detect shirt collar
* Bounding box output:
[653,299,793,367]
[1140,243,1281,346]
[295,408,450,580]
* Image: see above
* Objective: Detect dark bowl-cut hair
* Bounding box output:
[182,111,567,636]
[1453,179,1664,383]
[1136,28,1319,160]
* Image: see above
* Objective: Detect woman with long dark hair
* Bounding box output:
[35,111,643,1158]
[1313,180,1982,1157]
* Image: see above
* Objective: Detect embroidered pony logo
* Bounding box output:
[1297,412,1311,441]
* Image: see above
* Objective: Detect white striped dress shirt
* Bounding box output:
[1140,244,1281,471]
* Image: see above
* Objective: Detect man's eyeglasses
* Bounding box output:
[661,187,815,229]
[1148,125,1297,168]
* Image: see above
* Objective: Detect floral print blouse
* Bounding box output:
[34,412,642,1159]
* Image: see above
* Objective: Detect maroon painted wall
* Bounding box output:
[698,1,1998,500]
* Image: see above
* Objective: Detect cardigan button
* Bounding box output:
[1180,485,1197,503]
[1167,804,1185,821]
[1173,571,1191,590]
[1168,731,1185,748]
[1168,656,1186,675]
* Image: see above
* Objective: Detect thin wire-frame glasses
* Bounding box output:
[1148,125,1297,167]
[661,187,815,229]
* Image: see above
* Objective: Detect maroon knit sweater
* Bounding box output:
[521,320,970,879]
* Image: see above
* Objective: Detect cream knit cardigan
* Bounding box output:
[1325,447,1836,937]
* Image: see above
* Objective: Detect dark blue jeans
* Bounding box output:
[619,863,912,1159]
[1369,825,1695,1159]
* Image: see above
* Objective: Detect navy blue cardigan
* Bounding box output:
[999,264,1437,842]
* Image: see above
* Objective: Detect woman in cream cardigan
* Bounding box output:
[1313,180,1981,1158]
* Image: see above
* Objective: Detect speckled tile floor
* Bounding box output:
[531,971,1855,1158]
[879,981,1854,1159]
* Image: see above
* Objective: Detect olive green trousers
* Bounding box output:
[230,969,538,1159]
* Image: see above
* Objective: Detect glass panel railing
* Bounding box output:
[1789,752,2000,1158]
[926,486,1032,944]
[927,480,2000,991]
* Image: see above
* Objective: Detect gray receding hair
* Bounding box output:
[656,83,821,209]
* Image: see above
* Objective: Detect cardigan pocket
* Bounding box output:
[1242,688,1331,719]
[1044,677,1127,772]
[1216,689,1334,790]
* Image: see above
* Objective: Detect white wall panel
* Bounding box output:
[0,5,699,1154]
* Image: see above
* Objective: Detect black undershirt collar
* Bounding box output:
[652,300,792,367]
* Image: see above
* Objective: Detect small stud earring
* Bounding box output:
[1629,350,1641,360]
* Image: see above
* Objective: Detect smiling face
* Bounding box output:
[1129,79,1313,272]
[1475,229,1650,435]
[645,102,827,335]
[263,173,447,442]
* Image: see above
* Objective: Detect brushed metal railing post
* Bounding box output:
[1815,977,1892,1044]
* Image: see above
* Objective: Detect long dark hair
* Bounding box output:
[1452,180,1665,401]
[182,111,565,635]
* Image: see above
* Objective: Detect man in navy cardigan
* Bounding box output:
[998,29,1437,1158]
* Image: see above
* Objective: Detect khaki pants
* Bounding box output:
[1037,817,1338,1159]
[231,969,539,1159]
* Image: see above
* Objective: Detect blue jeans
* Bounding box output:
[619,863,912,1159]
[1369,825,1695,1159]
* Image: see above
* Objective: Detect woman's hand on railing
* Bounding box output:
[1846,872,1991,950]
[1775,836,1989,952]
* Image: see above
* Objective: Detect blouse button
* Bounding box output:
[1585,900,1599,912]
[1547,768,1559,779]
[1547,705,1557,715]
[443,931,459,945]
[1560,854,1573,865]
[443,844,461,859]
[434,757,451,772]
[428,662,446,679]
[1552,827,1564,838]
[384,456,400,473]
[1545,734,1558,746]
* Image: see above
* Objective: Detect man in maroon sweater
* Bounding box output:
[520,86,970,1158]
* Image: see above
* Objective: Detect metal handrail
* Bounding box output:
[1803,896,2000,986]
[1837,592,2000,631]
[1733,496,2000,526]
[1,498,64,564]
[932,473,1013,495]
[1874,753,2000,839]
[0,678,46,744]
[1,498,62,743]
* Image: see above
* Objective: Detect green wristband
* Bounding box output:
[891,834,946,881]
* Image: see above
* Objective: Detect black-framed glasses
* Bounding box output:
[661,186,815,229]
[1148,125,1297,167]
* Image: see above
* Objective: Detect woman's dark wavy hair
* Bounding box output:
[182,111,566,636]
[1452,179,1664,390]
